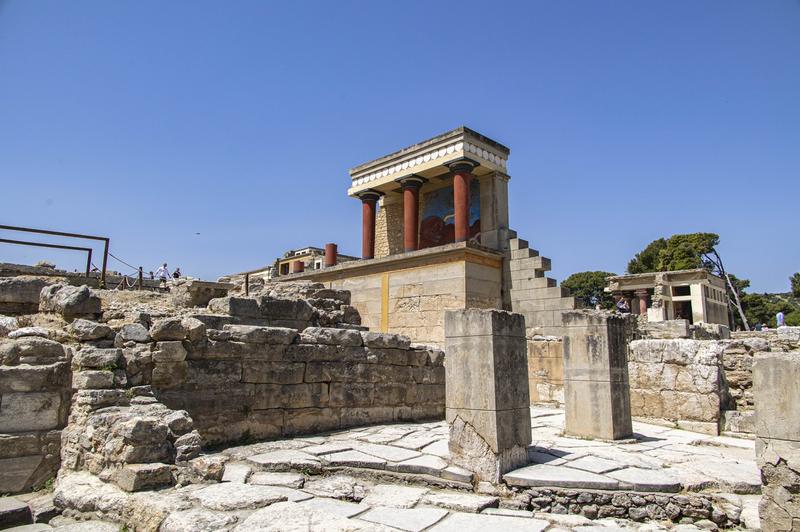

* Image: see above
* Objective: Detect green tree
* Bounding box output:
[562,271,617,309]
[791,273,800,298]
[627,238,666,274]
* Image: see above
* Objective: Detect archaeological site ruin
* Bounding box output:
[1,128,798,531]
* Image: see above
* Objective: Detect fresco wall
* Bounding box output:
[419,180,480,249]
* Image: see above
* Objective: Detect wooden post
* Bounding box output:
[245,273,250,296]
[138,267,143,291]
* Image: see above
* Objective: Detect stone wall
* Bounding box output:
[527,337,564,406]
[628,339,723,435]
[287,243,503,347]
[0,332,72,493]
[152,323,445,446]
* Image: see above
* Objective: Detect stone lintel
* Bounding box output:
[348,127,510,197]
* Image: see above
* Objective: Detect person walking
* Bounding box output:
[154,263,171,287]
[777,310,785,327]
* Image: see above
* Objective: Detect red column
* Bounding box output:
[324,243,338,267]
[359,192,380,260]
[398,176,425,253]
[449,160,477,243]
[635,289,649,315]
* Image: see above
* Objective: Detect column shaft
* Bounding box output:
[452,168,473,243]
[361,196,378,260]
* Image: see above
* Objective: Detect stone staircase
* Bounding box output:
[506,236,576,338]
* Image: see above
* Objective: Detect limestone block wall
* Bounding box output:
[307,247,503,347]
[719,338,768,411]
[152,325,445,446]
[527,337,564,406]
[628,339,724,434]
[0,335,72,493]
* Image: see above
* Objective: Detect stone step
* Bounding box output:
[510,248,539,260]
[508,238,528,251]
[510,286,571,301]
[508,277,557,290]
[509,256,551,273]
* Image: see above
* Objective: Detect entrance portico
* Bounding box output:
[349,127,512,258]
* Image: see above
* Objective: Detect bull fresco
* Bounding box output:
[419,180,480,249]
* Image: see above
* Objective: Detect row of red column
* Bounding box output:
[358,160,477,260]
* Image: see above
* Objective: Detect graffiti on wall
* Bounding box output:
[419,180,480,249]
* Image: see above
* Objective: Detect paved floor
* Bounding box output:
[4,406,762,531]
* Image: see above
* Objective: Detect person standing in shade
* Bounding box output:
[173,267,182,279]
[777,310,785,327]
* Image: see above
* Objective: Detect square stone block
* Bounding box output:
[563,378,632,440]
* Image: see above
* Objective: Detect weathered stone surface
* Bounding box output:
[503,464,620,490]
[248,450,321,472]
[0,496,31,528]
[301,327,363,347]
[182,317,207,343]
[236,500,365,531]
[0,277,50,314]
[390,454,447,475]
[39,284,100,317]
[361,331,411,350]
[224,325,298,345]
[72,347,120,370]
[153,341,188,362]
[190,482,288,511]
[8,327,49,339]
[160,508,238,532]
[361,484,428,508]
[68,319,113,341]
[0,362,70,393]
[208,296,261,318]
[754,351,800,531]
[114,463,173,492]
[324,450,387,470]
[606,467,681,492]
[428,512,548,532]
[303,474,371,501]
[297,497,368,519]
[360,506,448,531]
[562,310,633,440]
[221,463,252,483]
[1,337,65,365]
[0,315,19,337]
[248,471,304,489]
[119,323,150,343]
[149,317,189,341]
[444,309,531,483]
[0,392,62,432]
[422,491,499,513]
[71,370,115,390]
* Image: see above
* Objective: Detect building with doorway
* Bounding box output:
[275,246,359,276]
[605,269,730,327]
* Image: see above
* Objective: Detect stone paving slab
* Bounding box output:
[428,511,549,532]
[607,467,681,493]
[358,506,448,531]
[360,484,429,508]
[297,497,369,518]
[504,463,621,490]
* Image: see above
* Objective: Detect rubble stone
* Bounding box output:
[68,319,113,341]
[39,284,101,318]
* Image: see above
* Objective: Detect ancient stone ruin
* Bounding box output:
[1,128,797,531]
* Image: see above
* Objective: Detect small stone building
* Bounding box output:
[606,269,730,327]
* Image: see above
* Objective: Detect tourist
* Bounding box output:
[154,263,171,286]
[777,310,785,327]
[173,267,182,279]
[616,297,630,313]
[149,271,154,280]
[754,323,763,331]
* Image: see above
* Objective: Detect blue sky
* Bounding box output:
[1,1,798,293]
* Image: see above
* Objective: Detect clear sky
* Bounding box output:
[1,1,798,293]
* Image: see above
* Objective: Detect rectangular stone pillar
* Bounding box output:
[562,310,633,440]
[754,351,800,531]
[444,309,531,483]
